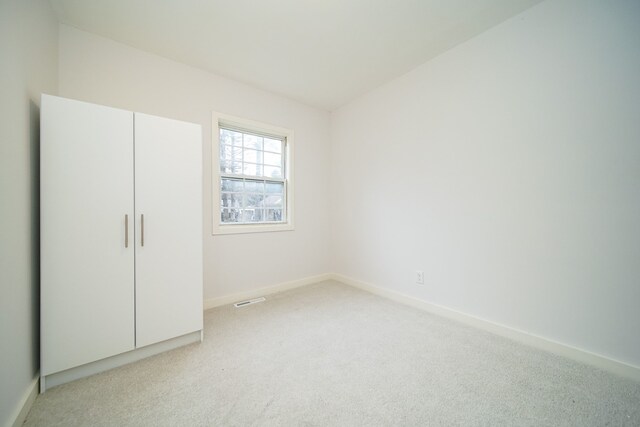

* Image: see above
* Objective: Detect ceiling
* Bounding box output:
[50,0,543,111]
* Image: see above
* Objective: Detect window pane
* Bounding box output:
[263,152,281,167]
[264,194,283,208]
[219,129,233,145]
[221,208,241,223]
[221,161,243,174]
[264,138,282,153]
[263,165,282,178]
[253,209,264,222]
[241,208,263,223]
[244,180,264,193]
[221,192,242,208]
[220,129,242,147]
[243,163,262,177]
[220,160,230,174]
[265,209,283,222]
[243,134,263,150]
[220,144,241,163]
[221,178,243,192]
[265,182,284,193]
[244,193,264,208]
[243,149,261,164]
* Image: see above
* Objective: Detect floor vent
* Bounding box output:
[234,297,266,308]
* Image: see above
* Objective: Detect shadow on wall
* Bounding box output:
[29,99,40,374]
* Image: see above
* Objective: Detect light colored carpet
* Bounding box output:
[25,280,640,426]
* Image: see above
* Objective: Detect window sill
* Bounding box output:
[212,222,294,235]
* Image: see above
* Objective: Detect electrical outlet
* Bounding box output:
[415,270,424,285]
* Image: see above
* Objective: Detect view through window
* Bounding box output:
[219,126,287,224]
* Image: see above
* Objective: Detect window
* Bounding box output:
[213,112,294,234]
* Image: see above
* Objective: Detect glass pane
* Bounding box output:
[264,194,283,208]
[231,161,243,174]
[253,209,264,222]
[233,131,243,146]
[243,163,262,177]
[221,178,243,192]
[263,165,282,178]
[265,209,283,222]
[221,192,242,208]
[244,193,264,208]
[220,193,229,208]
[221,161,242,174]
[219,129,233,145]
[244,180,265,193]
[265,182,284,193]
[221,208,241,223]
[264,138,282,153]
[241,208,264,223]
[243,149,261,164]
[263,152,281,167]
[220,144,241,163]
[243,134,263,150]
[219,160,231,174]
[220,129,242,147]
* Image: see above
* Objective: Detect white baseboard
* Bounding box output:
[331,273,640,382]
[201,272,640,381]
[7,374,39,427]
[41,330,202,392]
[203,273,333,310]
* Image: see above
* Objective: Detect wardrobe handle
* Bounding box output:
[125,214,129,248]
[141,214,144,247]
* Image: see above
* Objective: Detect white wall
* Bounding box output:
[331,0,640,368]
[0,1,58,424]
[58,25,332,301]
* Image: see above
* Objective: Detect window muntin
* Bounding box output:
[218,126,287,225]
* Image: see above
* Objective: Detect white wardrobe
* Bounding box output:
[40,95,203,391]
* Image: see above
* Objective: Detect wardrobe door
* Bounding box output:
[134,113,203,348]
[41,95,135,375]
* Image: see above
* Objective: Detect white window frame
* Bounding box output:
[212,111,294,235]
